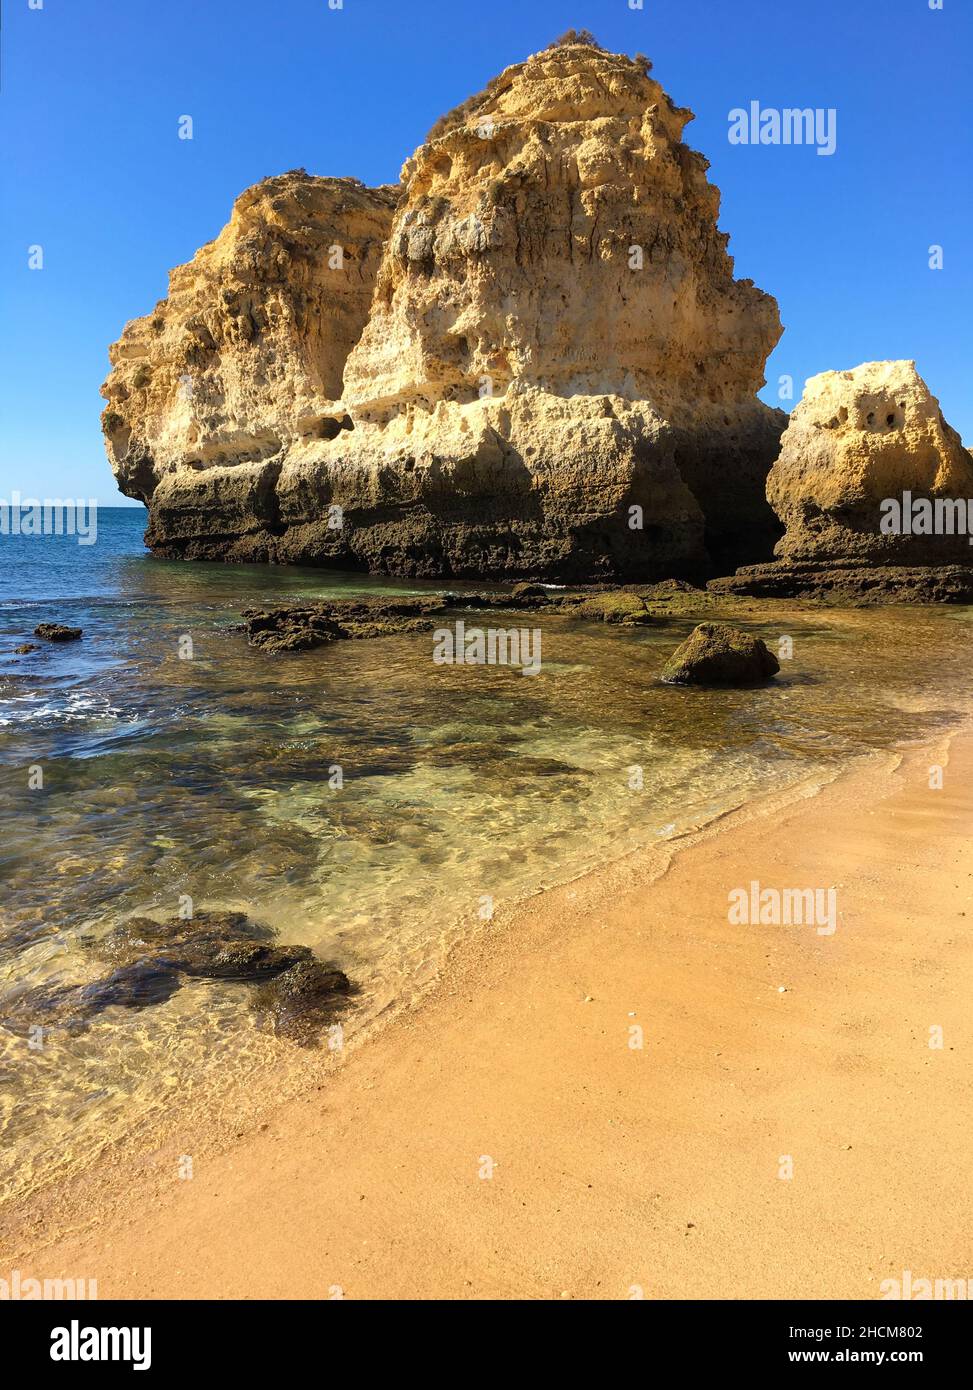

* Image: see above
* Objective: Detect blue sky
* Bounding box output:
[1,0,970,502]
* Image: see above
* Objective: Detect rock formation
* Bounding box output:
[33,624,82,641]
[103,39,786,580]
[1,909,352,1046]
[711,361,973,602]
[101,172,398,554]
[660,622,779,686]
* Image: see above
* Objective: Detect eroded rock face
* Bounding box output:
[101,170,397,524]
[103,42,785,579]
[333,41,785,575]
[711,362,973,602]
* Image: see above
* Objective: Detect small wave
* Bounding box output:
[0,690,135,728]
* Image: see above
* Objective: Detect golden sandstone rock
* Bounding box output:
[101,172,397,555]
[102,39,785,579]
[769,361,973,566]
[103,42,973,598]
[712,361,973,602]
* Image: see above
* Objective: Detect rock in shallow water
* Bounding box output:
[660,622,780,687]
[33,624,82,642]
[242,596,452,652]
[569,591,654,625]
[1,909,353,1045]
[253,960,353,1046]
[0,960,184,1035]
[709,561,973,606]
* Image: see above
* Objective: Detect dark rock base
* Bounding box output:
[708,563,973,605]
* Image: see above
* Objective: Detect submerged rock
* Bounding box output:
[660,622,779,686]
[14,644,38,654]
[243,608,346,653]
[712,362,973,602]
[181,941,314,982]
[101,909,272,963]
[75,962,184,1011]
[568,591,654,625]
[508,583,553,606]
[242,595,460,652]
[34,624,82,642]
[1,909,353,1044]
[0,960,184,1035]
[253,960,353,1046]
[103,41,784,580]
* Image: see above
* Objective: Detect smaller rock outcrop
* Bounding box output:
[569,592,654,625]
[1,909,352,1045]
[241,595,468,652]
[712,362,973,602]
[238,583,762,655]
[660,622,779,685]
[100,170,398,546]
[253,960,354,1045]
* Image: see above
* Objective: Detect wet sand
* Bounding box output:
[4,728,972,1300]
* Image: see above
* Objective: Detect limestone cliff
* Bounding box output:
[103,41,786,579]
[711,361,973,602]
[101,172,397,552]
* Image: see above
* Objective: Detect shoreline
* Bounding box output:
[3,717,972,1297]
[0,722,888,1215]
[0,746,831,1211]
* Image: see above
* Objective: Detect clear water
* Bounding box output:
[2,510,972,1198]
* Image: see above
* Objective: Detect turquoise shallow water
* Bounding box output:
[2,509,972,1196]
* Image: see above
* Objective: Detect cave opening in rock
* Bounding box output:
[317,415,355,441]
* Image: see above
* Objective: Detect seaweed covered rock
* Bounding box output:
[569,591,654,625]
[253,960,353,1045]
[101,909,272,965]
[242,595,464,651]
[1,909,353,1044]
[660,622,779,686]
[242,608,346,653]
[0,960,184,1035]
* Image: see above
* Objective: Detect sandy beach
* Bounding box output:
[4,724,972,1301]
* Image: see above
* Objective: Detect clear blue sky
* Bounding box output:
[2,0,970,502]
